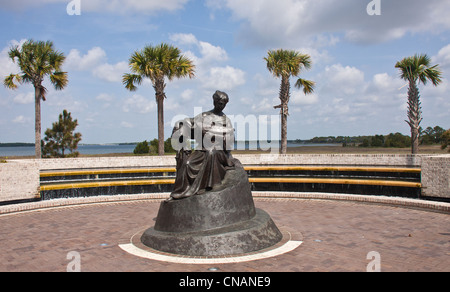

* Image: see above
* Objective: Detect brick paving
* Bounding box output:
[0,198,449,272]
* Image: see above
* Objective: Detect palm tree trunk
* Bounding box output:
[34,85,42,159]
[279,76,290,154]
[157,97,164,156]
[281,107,288,154]
[154,78,166,156]
[406,80,422,155]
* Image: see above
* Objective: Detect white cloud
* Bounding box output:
[93,61,128,83]
[170,33,198,46]
[82,0,189,13]
[45,90,88,113]
[95,93,115,109]
[291,91,319,106]
[181,89,194,101]
[0,39,26,78]
[123,94,155,114]
[198,41,228,63]
[203,66,246,91]
[121,121,134,128]
[321,64,365,95]
[372,73,405,92]
[433,43,450,68]
[12,115,31,124]
[95,93,114,102]
[212,0,450,47]
[65,47,106,71]
[13,92,34,104]
[170,33,245,91]
[170,33,228,64]
[0,0,189,13]
[251,97,275,113]
[65,47,128,83]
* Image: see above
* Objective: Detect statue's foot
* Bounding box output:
[170,191,194,200]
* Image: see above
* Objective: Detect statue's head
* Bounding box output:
[212,90,229,112]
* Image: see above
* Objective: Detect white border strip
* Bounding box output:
[118,240,302,264]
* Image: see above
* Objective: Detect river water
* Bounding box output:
[0,142,340,157]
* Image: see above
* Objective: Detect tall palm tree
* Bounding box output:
[123,43,195,156]
[4,40,68,158]
[265,49,315,154]
[395,54,442,154]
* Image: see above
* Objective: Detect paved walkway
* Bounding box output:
[0,197,449,272]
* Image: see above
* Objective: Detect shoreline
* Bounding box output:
[2,145,447,160]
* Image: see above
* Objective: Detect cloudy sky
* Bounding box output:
[1,0,450,144]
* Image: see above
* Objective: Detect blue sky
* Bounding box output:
[1,0,450,144]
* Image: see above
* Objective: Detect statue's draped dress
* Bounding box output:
[171,111,235,199]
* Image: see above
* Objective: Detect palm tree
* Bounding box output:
[265,49,315,154]
[123,43,195,156]
[4,40,68,158]
[395,54,442,154]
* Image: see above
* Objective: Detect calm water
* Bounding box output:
[0,144,137,157]
[0,142,340,157]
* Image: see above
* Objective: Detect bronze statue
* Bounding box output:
[141,91,283,256]
[169,91,236,200]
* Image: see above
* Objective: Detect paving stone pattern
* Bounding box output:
[0,198,449,272]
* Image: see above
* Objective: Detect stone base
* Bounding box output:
[141,208,282,257]
[140,160,282,257]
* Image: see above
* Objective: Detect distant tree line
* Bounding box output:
[419,126,446,145]
[0,143,34,147]
[300,125,448,149]
[134,138,175,155]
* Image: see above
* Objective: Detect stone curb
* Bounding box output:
[1,192,449,216]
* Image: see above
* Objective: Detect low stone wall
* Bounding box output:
[421,155,450,199]
[0,154,446,204]
[235,154,421,167]
[38,156,176,171]
[0,160,40,203]
[35,154,422,171]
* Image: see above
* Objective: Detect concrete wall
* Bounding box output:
[421,155,450,199]
[235,154,421,167]
[38,156,176,171]
[35,154,422,171]
[0,160,40,202]
[0,154,446,204]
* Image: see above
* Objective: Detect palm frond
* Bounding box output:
[3,74,22,89]
[122,73,142,92]
[295,78,316,94]
[38,85,48,101]
[423,65,443,86]
[50,71,69,91]
[395,53,442,86]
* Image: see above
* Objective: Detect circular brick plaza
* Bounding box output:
[0,194,449,272]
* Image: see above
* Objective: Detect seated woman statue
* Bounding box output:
[169,91,236,200]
